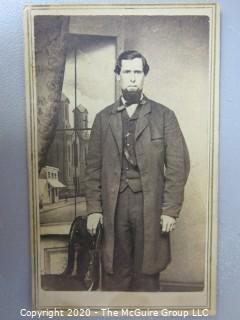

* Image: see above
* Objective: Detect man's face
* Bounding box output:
[117,58,145,92]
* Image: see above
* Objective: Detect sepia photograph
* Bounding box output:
[24,2,219,313]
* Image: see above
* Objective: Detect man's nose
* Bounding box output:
[130,72,136,82]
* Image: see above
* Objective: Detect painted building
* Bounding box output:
[45,93,89,198]
[39,166,66,205]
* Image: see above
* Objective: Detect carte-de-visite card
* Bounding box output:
[24,2,220,315]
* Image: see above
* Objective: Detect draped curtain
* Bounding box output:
[34,16,69,171]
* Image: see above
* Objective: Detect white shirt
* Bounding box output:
[121,95,143,118]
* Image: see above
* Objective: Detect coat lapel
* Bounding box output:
[109,97,151,154]
[109,100,122,157]
[135,99,151,140]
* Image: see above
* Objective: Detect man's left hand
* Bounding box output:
[160,215,176,233]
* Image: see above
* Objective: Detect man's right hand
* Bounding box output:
[87,213,103,236]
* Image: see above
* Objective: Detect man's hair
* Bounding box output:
[114,50,150,76]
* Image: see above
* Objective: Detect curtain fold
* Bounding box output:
[34,16,69,171]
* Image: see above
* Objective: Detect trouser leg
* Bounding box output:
[102,188,159,291]
[128,189,160,292]
[102,188,133,291]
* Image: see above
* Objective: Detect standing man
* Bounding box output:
[86,50,190,291]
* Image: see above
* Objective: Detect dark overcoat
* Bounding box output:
[85,97,190,275]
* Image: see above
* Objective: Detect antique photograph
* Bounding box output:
[24,3,219,313]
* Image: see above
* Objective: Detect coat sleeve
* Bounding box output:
[85,113,103,215]
[162,110,190,218]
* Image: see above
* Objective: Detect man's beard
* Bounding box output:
[122,88,142,105]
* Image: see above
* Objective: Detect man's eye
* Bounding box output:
[135,71,143,74]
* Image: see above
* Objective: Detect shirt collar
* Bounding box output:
[117,93,147,112]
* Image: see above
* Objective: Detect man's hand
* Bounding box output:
[160,215,176,233]
[87,213,103,236]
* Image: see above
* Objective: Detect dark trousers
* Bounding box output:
[102,187,160,291]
